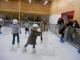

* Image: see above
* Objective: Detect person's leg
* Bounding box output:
[25,27,29,34]
[17,33,19,44]
[12,34,16,49]
[41,34,43,43]
[0,25,2,33]
[23,43,29,52]
[32,44,36,54]
[69,33,73,42]
[12,34,16,45]
[16,33,20,47]
[60,33,64,43]
[24,42,29,48]
[70,34,73,42]
[33,44,35,49]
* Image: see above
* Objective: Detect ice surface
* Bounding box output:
[0,27,80,60]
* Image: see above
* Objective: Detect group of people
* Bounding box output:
[57,18,80,43]
[57,18,80,53]
[0,18,47,53]
[11,19,43,53]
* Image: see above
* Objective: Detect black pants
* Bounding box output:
[0,25,1,32]
[12,33,20,45]
[41,34,43,41]
[25,27,29,34]
[61,32,64,38]
[24,43,35,48]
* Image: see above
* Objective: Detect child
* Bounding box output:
[11,19,21,48]
[23,24,38,53]
[23,22,29,34]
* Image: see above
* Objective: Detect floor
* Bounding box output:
[0,27,80,60]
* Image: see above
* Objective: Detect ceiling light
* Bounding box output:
[44,0,48,5]
[5,0,8,1]
[28,0,32,4]
[68,0,75,2]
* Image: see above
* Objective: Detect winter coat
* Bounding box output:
[27,28,38,45]
[11,24,20,34]
[59,26,66,35]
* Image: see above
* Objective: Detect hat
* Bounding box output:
[13,19,18,24]
[0,18,3,21]
[32,24,38,27]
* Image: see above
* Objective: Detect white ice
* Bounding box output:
[0,27,80,60]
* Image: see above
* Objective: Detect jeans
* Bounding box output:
[12,33,20,45]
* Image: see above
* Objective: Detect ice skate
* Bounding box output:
[22,47,27,53]
[31,48,36,54]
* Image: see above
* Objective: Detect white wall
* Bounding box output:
[48,14,61,33]
[49,14,61,24]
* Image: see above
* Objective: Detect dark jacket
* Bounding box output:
[27,28,38,45]
[59,26,66,34]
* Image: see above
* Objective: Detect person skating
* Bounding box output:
[0,18,3,34]
[59,24,67,43]
[23,24,39,53]
[40,18,47,43]
[23,21,29,34]
[11,19,21,49]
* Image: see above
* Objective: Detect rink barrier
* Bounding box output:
[49,24,80,48]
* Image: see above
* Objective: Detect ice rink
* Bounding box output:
[0,27,80,60]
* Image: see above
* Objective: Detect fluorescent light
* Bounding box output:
[44,0,48,5]
[28,0,32,4]
[5,0,8,1]
[68,0,75,2]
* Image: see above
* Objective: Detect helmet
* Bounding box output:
[32,24,38,27]
[13,19,18,24]
[0,18,3,21]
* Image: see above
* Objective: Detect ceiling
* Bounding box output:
[0,0,53,15]
[1,0,53,5]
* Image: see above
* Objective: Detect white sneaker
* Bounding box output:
[22,47,27,53]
